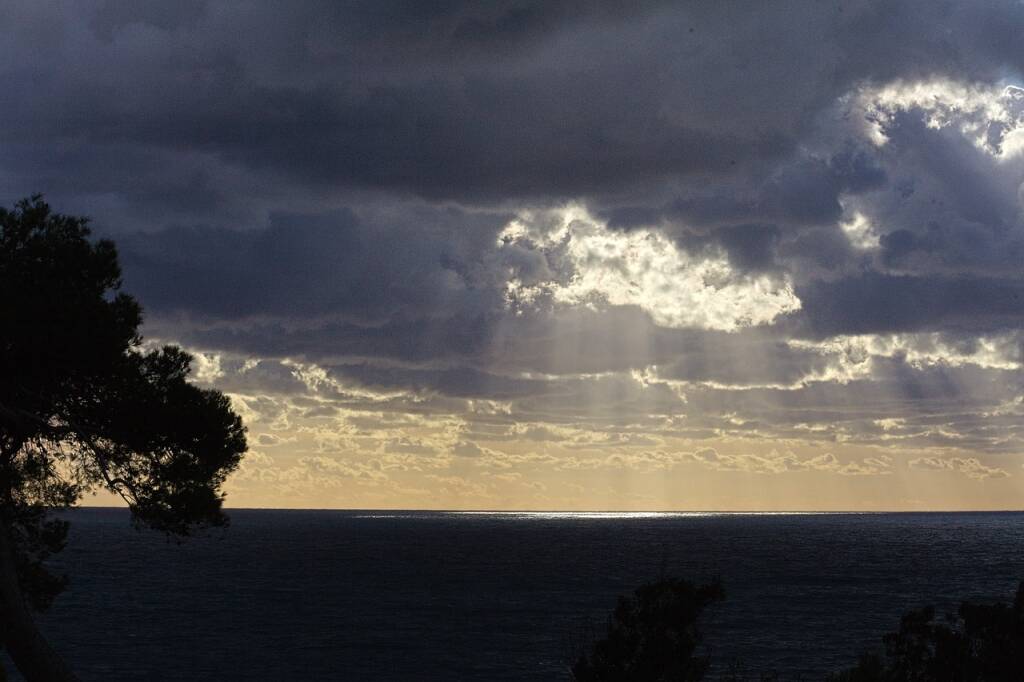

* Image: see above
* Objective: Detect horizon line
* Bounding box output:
[72,505,1024,515]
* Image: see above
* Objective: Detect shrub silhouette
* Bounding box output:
[575,579,1024,681]
[571,578,724,681]
[829,582,1024,682]
[0,197,247,680]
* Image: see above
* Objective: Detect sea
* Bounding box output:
[17,509,1024,680]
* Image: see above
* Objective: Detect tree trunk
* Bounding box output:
[0,525,77,681]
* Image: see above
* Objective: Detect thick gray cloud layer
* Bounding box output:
[4,1,1024,472]
[3,2,1022,208]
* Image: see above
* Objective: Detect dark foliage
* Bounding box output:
[828,582,1024,682]
[0,195,247,608]
[571,578,725,681]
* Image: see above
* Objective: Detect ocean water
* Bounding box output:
[17,509,1024,680]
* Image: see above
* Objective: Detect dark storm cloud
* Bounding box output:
[119,204,509,322]
[861,112,1024,277]
[794,273,1024,337]
[326,364,549,400]
[1,1,788,207]
[686,223,784,272]
[603,149,888,234]
[167,316,500,365]
[4,0,1024,217]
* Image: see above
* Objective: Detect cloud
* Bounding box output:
[908,456,1010,480]
[680,448,891,476]
[5,2,1024,506]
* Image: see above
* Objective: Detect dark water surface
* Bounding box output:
[22,509,1024,680]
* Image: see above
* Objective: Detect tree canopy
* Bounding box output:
[0,196,247,679]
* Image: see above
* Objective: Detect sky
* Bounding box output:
[3,1,1024,510]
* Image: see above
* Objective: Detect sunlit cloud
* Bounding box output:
[500,206,801,331]
[855,79,1024,156]
[838,211,880,250]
